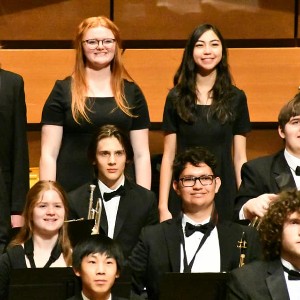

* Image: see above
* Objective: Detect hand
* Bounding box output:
[243,193,278,220]
[159,208,172,222]
[11,215,24,228]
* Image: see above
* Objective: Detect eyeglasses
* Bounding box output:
[82,38,116,49]
[179,175,216,187]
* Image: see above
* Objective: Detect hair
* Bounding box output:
[9,180,72,265]
[278,93,300,131]
[172,23,234,124]
[259,189,300,261]
[172,146,217,181]
[71,16,134,124]
[72,234,124,272]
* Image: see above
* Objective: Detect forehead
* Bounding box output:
[180,162,213,176]
[97,137,124,151]
[36,189,63,205]
[198,29,220,42]
[287,211,300,220]
[84,26,114,39]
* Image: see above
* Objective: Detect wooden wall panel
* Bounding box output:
[114,0,294,40]
[1,48,299,124]
[0,0,110,40]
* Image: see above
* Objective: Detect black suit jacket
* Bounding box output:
[0,69,29,252]
[234,150,295,220]
[67,293,128,300]
[227,259,290,300]
[129,217,262,300]
[68,179,159,258]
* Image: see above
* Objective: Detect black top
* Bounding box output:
[41,77,150,191]
[162,86,251,221]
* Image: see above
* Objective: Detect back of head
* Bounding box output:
[72,234,124,272]
[172,146,217,180]
[278,93,300,130]
[259,188,300,261]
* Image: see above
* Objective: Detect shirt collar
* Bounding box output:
[284,149,300,173]
[98,176,125,196]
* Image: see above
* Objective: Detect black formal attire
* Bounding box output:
[42,77,150,192]
[129,216,261,300]
[67,293,128,300]
[0,69,29,252]
[227,259,290,300]
[234,150,295,220]
[68,179,159,259]
[163,86,251,221]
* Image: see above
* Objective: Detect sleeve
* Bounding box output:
[161,89,178,133]
[128,228,149,296]
[41,79,71,126]
[11,75,29,212]
[234,159,269,220]
[232,89,251,135]
[128,83,150,130]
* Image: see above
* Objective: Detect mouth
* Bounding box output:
[43,218,57,222]
[94,279,107,285]
[107,169,118,173]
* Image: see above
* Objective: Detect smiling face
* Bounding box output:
[193,29,222,75]
[94,137,127,189]
[32,190,65,237]
[278,115,300,157]
[75,252,119,299]
[82,26,116,69]
[173,162,221,219]
[281,211,300,268]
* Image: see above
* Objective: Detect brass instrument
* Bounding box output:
[249,216,262,229]
[87,184,102,235]
[237,232,247,268]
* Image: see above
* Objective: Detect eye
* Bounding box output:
[103,39,114,45]
[194,42,204,48]
[115,150,124,156]
[87,39,97,45]
[88,259,96,264]
[99,151,110,157]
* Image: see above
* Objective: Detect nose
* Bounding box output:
[96,262,105,274]
[108,154,116,165]
[46,205,55,215]
[203,44,211,54]
[193,178,203,189]
[96,40,104,49]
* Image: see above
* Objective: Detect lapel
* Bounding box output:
[217,222,241,272]
[162,216,182,272]
[266,260,290,300]
[113,180,131,238]
[272,151,296,190]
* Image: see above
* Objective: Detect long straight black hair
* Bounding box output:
[173,23,235,124]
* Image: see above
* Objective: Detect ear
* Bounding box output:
[73,268,81,277]
[115,270,120,279]
[172,180,181,196]
[278,125,285,139]
[214,177,221,194]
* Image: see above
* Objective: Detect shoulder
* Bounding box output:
[0,68,23,86]
[243,150,283,170]
[125,180,156,199]
[231,259,270,277]
[218,221,258,236]
[53,76,72,89]
[68,183,91,199]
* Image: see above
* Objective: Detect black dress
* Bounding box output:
[162,86,251,221]
[42,77,150,192]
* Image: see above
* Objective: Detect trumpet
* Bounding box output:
[237,232,247,268]
[87,184,102,235]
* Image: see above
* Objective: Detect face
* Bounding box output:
[95,137,126,189]
[82,26,116,69]
[281,211,300,267]
[75,253,119,299]
[173,162,221,215]
[278,116,300,157]
[32,190,65,237]
[193,29,222,75]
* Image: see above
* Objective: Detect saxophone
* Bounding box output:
[237,232,247,267]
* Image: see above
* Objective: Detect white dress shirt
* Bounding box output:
[98,176,125,239]
[180,214,220,273]
[281,258,300,300]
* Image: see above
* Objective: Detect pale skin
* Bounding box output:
[158,29,247,222]
[40,25,151,189]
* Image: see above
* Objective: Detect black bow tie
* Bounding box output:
[103,186,125,201]
[283,265,300,280]
[184,222,211,237]
[295,166,300,176]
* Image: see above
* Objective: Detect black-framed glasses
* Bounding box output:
[179,175,216,187]
[82,38,116,49]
